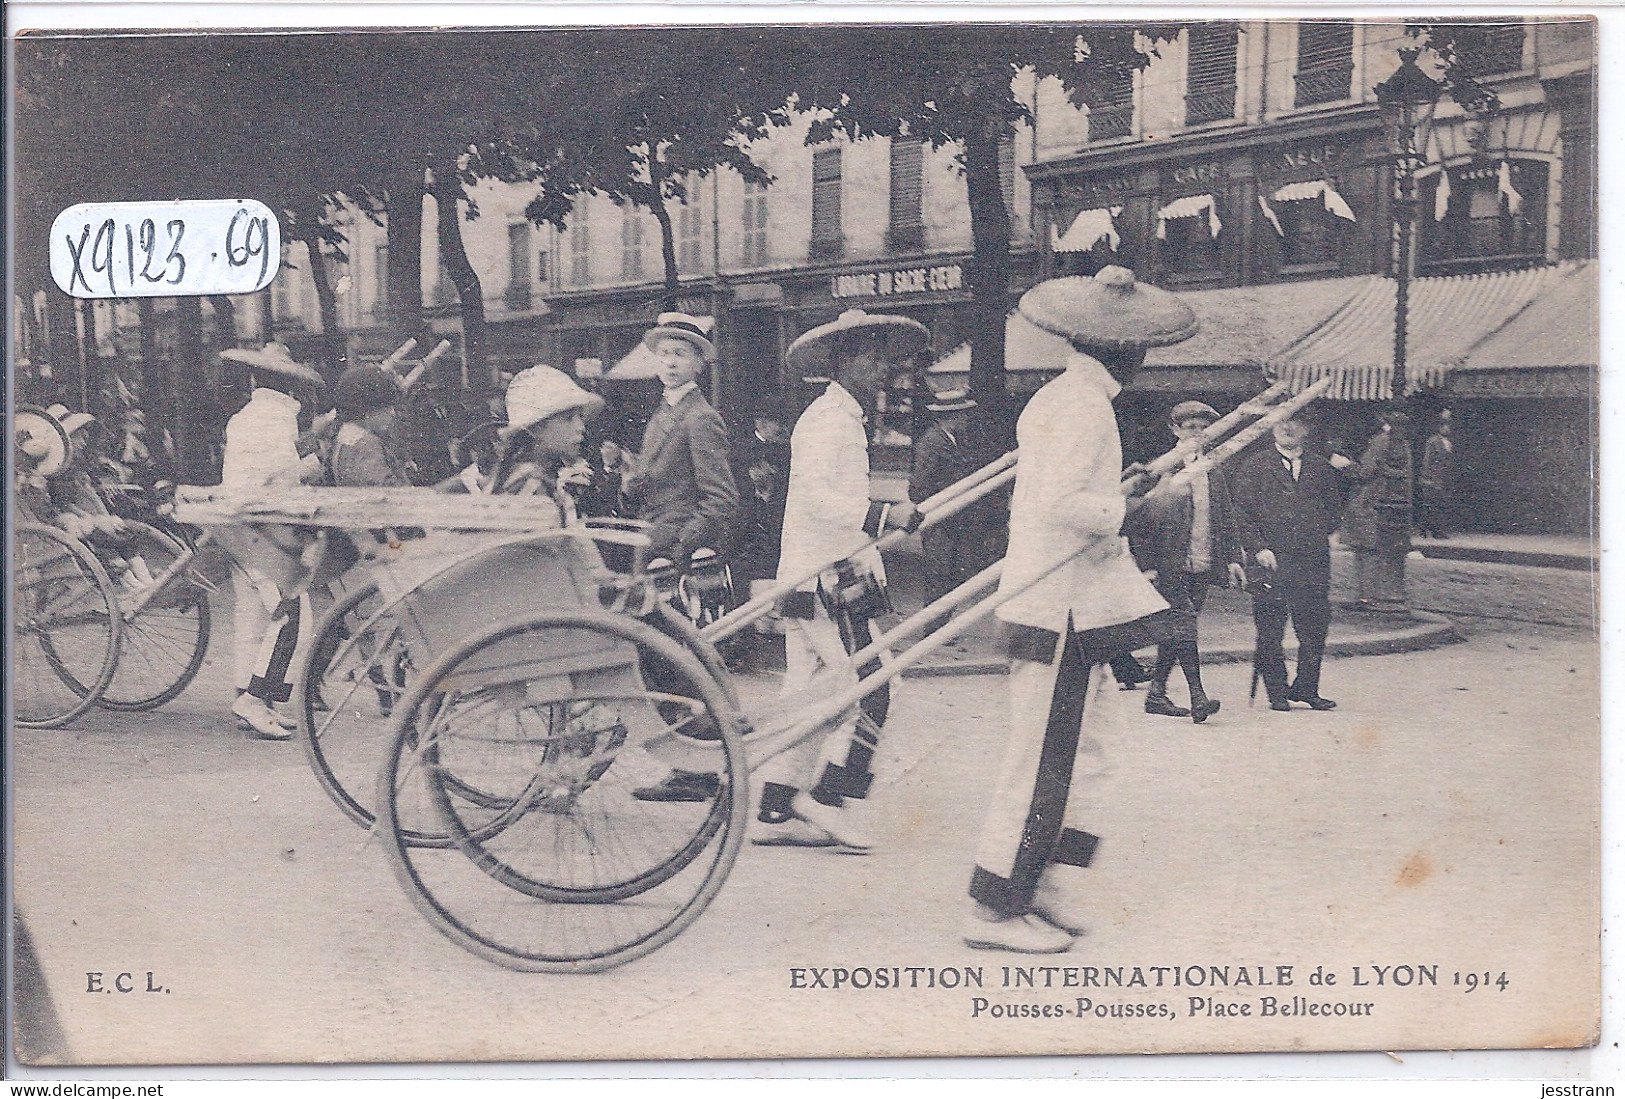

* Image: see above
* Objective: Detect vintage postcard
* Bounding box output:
[6,15,1600,1068]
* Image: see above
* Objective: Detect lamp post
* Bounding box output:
[1352,47,1442,615]
[1375,46,1443,401]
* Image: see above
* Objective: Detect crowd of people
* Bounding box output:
[17,272,1462,955]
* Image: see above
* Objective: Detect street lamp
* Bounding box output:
[1375,45,1443,400]
[1352,46,1442,615]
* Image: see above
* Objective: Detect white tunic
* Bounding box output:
[220,388,304,490]
[776,382,880,591]
[996,351,1167,634]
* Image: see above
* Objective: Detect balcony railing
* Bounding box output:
[1185,86,1236,125]
[1294,64,1352,107]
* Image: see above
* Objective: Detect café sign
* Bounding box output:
[831,263,964,300]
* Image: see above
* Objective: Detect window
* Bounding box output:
[1436,19,1526,77]
[810,147,844,260]
[678,194,705,273]
[998,135,1017,216]
[536,249,550,289]
[620,204,645,280]
[505,223,532,311]
[1088,65,1136,141]
[1420,159,1548,273]
[435,248,457,306]
[370,243,389,318]
[887,139,924,251]
[1294,22,1354,107]
[1273,198,1347,268]
[1157,194,1224,276]
[741,179,769,266]
[569,218,591,287]
[1185,22,1239,125]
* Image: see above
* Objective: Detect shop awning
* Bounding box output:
[1458,260,1596,372]
[1156,193,1222,239]
[1144,276,1369,373]
[1274,263,1574,400]
[1257,179,1357,235]
[1052,207,1122,253]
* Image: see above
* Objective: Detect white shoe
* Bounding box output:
[962,912,1076,954]
[1031,882,1089,936]
[233,695,294,740]
[750,817,837,848]
[791,792,873,853]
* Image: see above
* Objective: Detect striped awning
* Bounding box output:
[1459,260,1596,372]
[1273,264,1573,400]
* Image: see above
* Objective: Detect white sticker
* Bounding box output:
[50,199,281,299]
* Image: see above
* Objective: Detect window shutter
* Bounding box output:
[888,139,924,251]
[811,148,844,259]
[1294,22,1354,106]
[1185,22,1239,124]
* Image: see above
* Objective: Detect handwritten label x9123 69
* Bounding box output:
[50,199,281,299]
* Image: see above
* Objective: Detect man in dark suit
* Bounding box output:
[1229,414,1353,712]
[621,312,739,563]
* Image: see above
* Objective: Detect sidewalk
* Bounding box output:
[881,539,1464,679]
[1412,532,1596,571]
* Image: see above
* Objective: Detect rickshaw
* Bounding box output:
[172,377,1326,973]
[13,407,213,728]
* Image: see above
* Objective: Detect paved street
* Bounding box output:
[11,557,1599,1065]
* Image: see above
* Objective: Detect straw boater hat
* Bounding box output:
[785,309,931,377]
[1169,400,1220,427]
[1017,266,1198,351]
[219,342,325,389]
[642,312,717,363]
[45,403,96,439]
[503,364,604,436]
[926,387,977,414]
[15,406,71,477]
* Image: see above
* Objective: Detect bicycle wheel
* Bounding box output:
[377,609,748,973]
[13,523,121,728]
[96,521,212,711]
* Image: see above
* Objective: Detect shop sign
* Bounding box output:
[1169,161,1224,187]
[1262,143,1345,182]
[1071,172,1137,201]
[1450,369,1590,398]
[831,263,964,300]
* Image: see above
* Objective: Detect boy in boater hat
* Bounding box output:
[623,313,741,804]
[751,309,928,851]
[963,267,1195,953]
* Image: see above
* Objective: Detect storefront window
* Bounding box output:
[1276,198,1345,268]
[1420,159,1548,272]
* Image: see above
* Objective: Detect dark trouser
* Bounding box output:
[1251,585,1330,703]
[1152,574,1209,698]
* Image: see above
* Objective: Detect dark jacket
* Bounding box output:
[1228,446,1348,595]
[1126,466,1244,589]
[622,387,740,559]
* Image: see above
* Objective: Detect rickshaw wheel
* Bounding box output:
[95,521,212,712]
[376,608,748,973]
[297,582,558,846]
[14,523,121,728]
